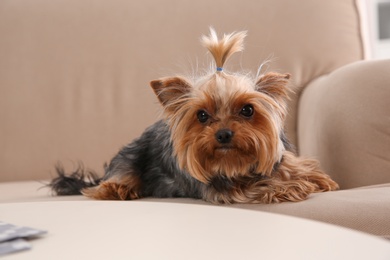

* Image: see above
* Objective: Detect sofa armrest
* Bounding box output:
[298,59,390,189]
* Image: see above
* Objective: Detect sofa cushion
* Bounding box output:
[231,183,390,239]
[1,181,389,239]
[298,60,390,189]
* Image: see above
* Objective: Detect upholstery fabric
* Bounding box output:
[233,183,390,239]
[0,0,363,181]
[299,60,390,189]
[1,181,390,239]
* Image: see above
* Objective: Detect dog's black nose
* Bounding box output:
[215,129,234,144]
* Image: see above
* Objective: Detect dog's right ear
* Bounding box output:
[150,77,192,112]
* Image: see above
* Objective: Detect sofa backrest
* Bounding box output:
[0,0,364,181]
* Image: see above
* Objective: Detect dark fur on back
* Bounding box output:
[50,120,205,198]
[107,120,205,198]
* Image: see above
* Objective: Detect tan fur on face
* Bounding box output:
[150,72,290,183]
[149,28,294,184]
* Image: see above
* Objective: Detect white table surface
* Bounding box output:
[1,200,390,259]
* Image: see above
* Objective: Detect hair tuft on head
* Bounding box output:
[201,27,247,71]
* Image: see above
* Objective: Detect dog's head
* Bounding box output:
[150,28,291,183]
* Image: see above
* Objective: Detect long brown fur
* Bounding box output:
[55,28,338,204]
[203,151,338,204]
[150,28,338,201]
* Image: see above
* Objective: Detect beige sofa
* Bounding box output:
[1,0,390,240]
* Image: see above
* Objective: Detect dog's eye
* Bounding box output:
[240,104,254,118]
[197,110,209,123]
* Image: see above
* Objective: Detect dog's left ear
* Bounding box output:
[150,76,192,112]
[255,72,291,103]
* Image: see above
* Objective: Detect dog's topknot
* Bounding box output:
[201,28,247,71]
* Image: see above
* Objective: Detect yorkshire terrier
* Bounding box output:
[50,29,338,204]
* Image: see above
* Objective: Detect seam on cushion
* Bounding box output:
[353,0,369,60]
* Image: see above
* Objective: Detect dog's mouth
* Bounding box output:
[214,145,236,151]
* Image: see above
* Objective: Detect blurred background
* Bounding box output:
[365,0,390,59]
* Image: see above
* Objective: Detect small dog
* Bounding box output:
[50,29,338,204]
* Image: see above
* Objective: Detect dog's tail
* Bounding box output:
[48,163,102,195]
